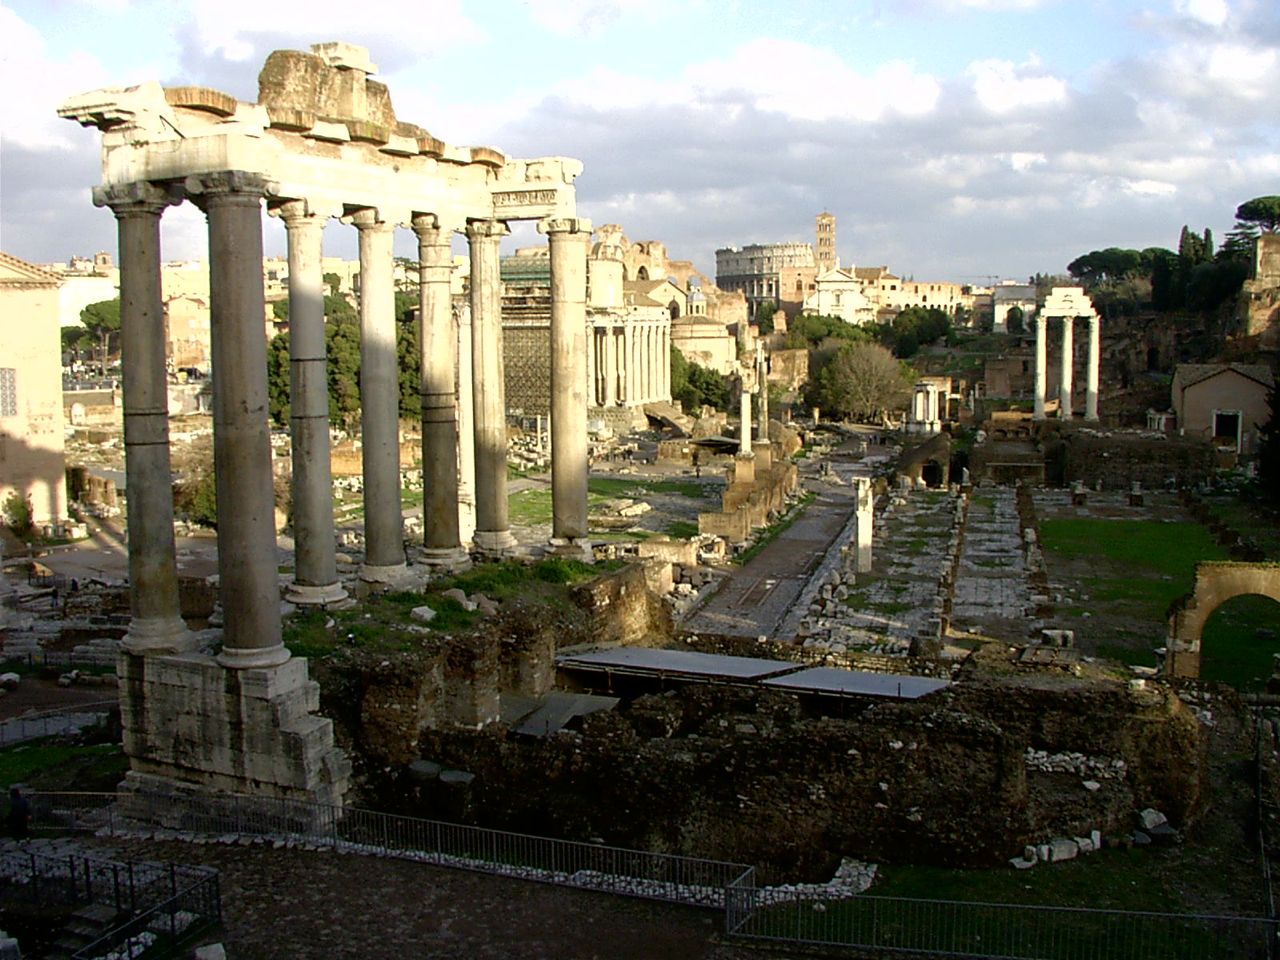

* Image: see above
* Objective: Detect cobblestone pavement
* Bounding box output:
[72,836,748,960]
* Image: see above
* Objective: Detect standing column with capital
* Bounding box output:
[585,322,597,407]
[349,209,406,582]
[467,220,517,555]
[273,200,346,607]
[1059,316,1074,419]
[189,172,287,668]
[97,183,191,654]
[739,383,753,456]
[413,216,468,568]
[1033,313,1048,421]
[542,218,591,547]
[617,328,628,404]
[456,300,477,545]
[1086,316,1101,421]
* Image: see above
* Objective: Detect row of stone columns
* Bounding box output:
[1033,314,1101,422]
[105,172,595,676]
[587,320,669,407]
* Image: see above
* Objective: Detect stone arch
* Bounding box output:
[668,299,680,320]
[636,265,649,281]
[1165,562,1280,677]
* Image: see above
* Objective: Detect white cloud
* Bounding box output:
[185,0,485,62]
[1173,0,1230,27]
[1007,152,1047,172]
[967,57,1067,113]
[523,0,659,36]
[684,39,939,122]
[1204,42,1277,89]
[1122,178,1178,197]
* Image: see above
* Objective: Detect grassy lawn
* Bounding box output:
[508,488,553,526]
[1201,493,1280,560]
[0,740,127,791]
[586,476,716,500]
[1200,594,1280,691]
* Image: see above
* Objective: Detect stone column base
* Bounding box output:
[472,529,518,559]
[123,616,197,656]
[359,561,409,584]
[284,580,350,608]
[118,650,350,811]
[419,546,473,572]
[547,537,594,563]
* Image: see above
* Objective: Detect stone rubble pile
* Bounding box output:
[1023,748,1128,779]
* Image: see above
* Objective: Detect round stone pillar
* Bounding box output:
[413,215,468,568]
[96,182,192,654]
[541,218,591,547]
[349,209,407,581]
[467,220,517,556]
[455,300,478,546]
[739,382,753,456]
[1033,313,1048,421]
[1086,316,1101,421]
[272,200,346,606]
[189,172,287,669]
[1059,316,1074,419]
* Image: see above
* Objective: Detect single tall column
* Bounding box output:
[348,209,406,582]
[739,382,752,456]
[1086,316,1101,421]
[757,345,769,441]
[602,327,616,405]
[1059,316,1074,419]
[468,220,517,556]
[413,215,468,568]
[617,328,628,404]
[586,322,597,407]
[456,301,477,544]
[190,171,287,668]
[663,327,672,399]
[98,182,191,654]
[1033,313,1048,421]
[274,200,346,607]
[542,218,591,548]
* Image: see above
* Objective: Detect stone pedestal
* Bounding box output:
[734,452,756,486]
[752,439,773,470]
[118,651,349,809]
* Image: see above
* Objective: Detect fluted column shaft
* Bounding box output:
[1060,316,1074,419]
[276,201,345,605]
[414,216,466,564]
[98,183,190,654]
[192,172,286,667]
[1086,317,1101,421]
[468,220,516,554]
[1033,314,1047,421]
[351,210,405,578]
[543,219,591,543]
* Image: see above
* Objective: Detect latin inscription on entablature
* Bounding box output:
[493,189,561,207]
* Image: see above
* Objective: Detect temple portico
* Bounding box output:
[1032,287,1101,423]
[60,42,588,808]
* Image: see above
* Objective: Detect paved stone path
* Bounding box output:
[949,488,1033,641]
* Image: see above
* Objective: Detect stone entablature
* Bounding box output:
[59,44,579,229]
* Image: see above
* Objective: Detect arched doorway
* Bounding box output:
[636,266,649,281]
[1198,594,1280,691]
[1166,563,1280,678]
[921,460,945,487]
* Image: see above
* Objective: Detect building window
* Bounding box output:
[0,369,15,418]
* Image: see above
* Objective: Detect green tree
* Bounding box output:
[175,471,218,529]
[2,492,33,536]
[323,272,342,296]
[325,294,357,325]
[271,300,290,322]
[79,299,121,372]
[397,316,421,420]
[670,345,691,406]
[61,324,93,365]
[1005,306,1025,335]
[326,321,362,427]
[754,300,777,335]
[266,331,291,426]
[809,341,911,423]
[1235,196,1280,234]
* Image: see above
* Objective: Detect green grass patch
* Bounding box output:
[0,741,127,791]
[508,488,553,526]
[869,600,912,615]
[1095,642,1159,669]
[1200,594,1280,691]
[587,476,715,500]
[666,520,700,539]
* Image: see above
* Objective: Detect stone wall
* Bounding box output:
[1049,429,1215,488]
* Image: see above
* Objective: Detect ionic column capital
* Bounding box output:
[93,181,182,217]
[538,216,592,236]
[465,219,509,242]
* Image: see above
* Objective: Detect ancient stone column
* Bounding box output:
[1086,316,1101,421]
[189,171,287,668]
[273,200,346,607]
[602,327,616,406]
[1059,316,1074,419]
[413,215,468,568]
[467,220,517,556]
[757,345,769,442]
[854,476,874,573]
[456,300,477,545]
[1033,313,1048,421]
[617,328,628,404]
[349,209,406,581]
[586,322,597,407]
[739,382,753,456]
[97,182,192,654]
[541,217,591,546]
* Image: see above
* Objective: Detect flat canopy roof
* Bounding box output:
[557,647,797,681]
[762,667,949,700]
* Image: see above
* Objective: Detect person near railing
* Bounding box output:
[6,786,31,840]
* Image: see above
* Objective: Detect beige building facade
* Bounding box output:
[0,253,69,526]
[1172,363,1274,455]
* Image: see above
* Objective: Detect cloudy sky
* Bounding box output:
[2,0,1278,283]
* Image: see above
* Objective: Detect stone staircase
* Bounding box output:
[46,901,126,959]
